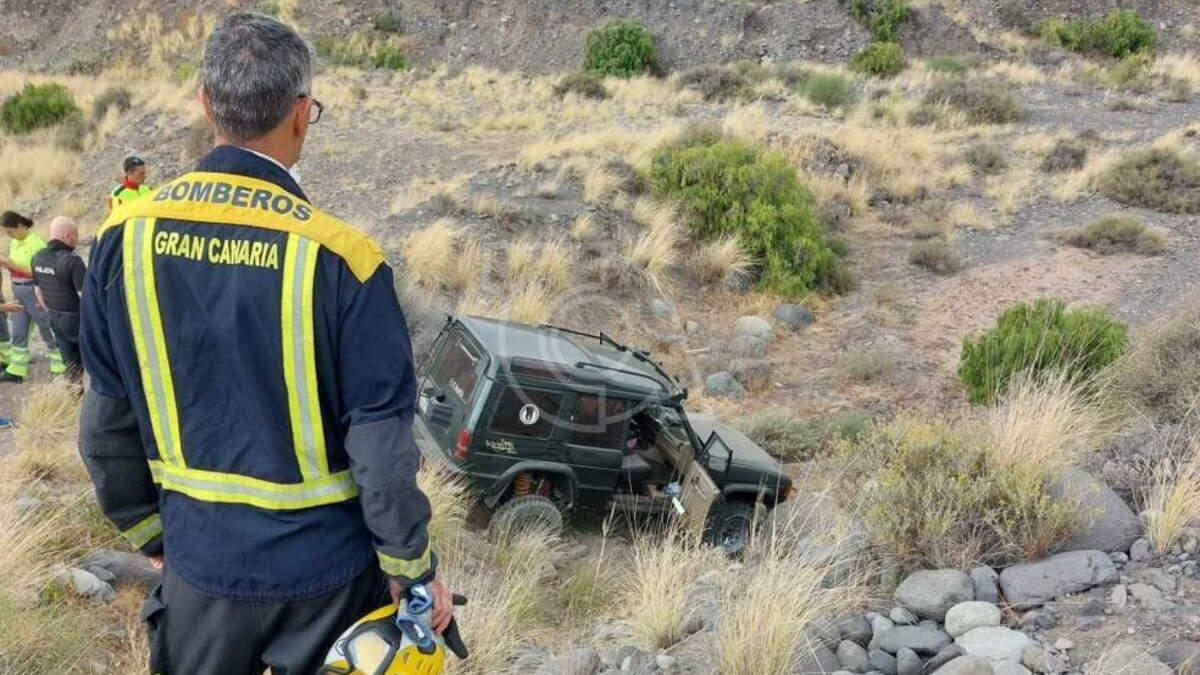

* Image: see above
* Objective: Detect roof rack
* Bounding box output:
[539,323,683,393]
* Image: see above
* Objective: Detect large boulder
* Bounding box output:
[1050,468,1142,554]
[1099,644,1173,675]
[955,627,1034,665]
[734,315,774,341]
[705,372,746,400]
[895,570,974,621]
[1156,642,1200,675]
[931,657,995,675]
[773,303,815,331]
[998,551,1118,610]
[944,602,1002,638]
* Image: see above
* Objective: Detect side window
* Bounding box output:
[428,331,483,404]
[567,394,629,449]
[489,387,562,439]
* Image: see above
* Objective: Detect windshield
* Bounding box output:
[425,329,484,405]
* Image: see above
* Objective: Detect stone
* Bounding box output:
[1110,584,1128,610]
[655,653,677,671]
[814,619,846,650]
[67,568,116,604]
[895,570,974,621]
[993,663,1031,675]
[840,641,872,673]
[734,315,773,341]
[560,648,601,675]
[1050,468,1142,554]
[891,607,920,626]
[1079,597,1106,616]
[930,656,995,675]
[797,644,842,675]
[1132,567,1178,594]
[15,495,43,515]
[1131,539,1153,563]
[684,320,701,336]
[877,627,953,656]
[1129,582,1176,610]
[945,602,1002,638]
[1022,647,1067,675]
[1074,616,1103,631]
[871,649,899,675]
[729,358,773,391]
[872,615,897,638]
[955,627,1034,665]
[614,646,651,674]
[81,549,161,588]
[1101,644,1173,675]
[897,649,923,675]
[647,298,673,318]
[1155,641,1200,675]
[730,334,768,358]
[839,615,874,647]
[1053,640,1074,652]
[773,303,815,331]
[970,567,999,604]
[999,550,1118,609]
[1019,610,1056,631]
[704,372,745,400]
[926,646,966,675]
[723,269,751,293]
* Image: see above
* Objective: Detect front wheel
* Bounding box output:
[703,501,761,556]
[488,495,565,541]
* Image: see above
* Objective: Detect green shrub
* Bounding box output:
[926,55,969,76]
[1096,148,1200,214]
[678,65,751,101]
[958,297,1129,404]
[92,86,132,121]
[854,417,1076,568]
[802,73,855,109]
[965,144,1006,174]
[57,48,106,76]
[925,79,1025,124]
[371,44,409,70]
[583,20,657,78]
[316,35,409,70]
[554,72,610,100]
[848,0,911,43]
[1056,214,1166,256]
[0,83,80,135]
[650,135,849,296]
[374,11,404,34]
[1106,53,1152,91]
[850,42,906,78]
[908,239,962,275]
[1037,10,1156,59]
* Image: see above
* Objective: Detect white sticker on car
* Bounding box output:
[519,403,541,426]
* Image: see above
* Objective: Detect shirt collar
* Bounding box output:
[236,147,302,186]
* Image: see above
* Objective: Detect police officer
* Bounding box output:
[0,210,65,382]
[107,155,153,211]
[78,13,452,674]
[31,216,86,381]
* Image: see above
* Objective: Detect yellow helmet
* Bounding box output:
[321,585,468,675]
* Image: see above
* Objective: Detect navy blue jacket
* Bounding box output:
[79,146,435,601]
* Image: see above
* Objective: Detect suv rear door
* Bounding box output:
[417,326,487,456]
[560,393,630,503]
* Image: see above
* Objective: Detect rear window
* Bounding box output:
[428,330,483,403]
[490,387,562,439]
[567,394,629,449]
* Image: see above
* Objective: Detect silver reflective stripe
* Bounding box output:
[129,219,180,465]
[161,466,355,504]
[290,236,321,478]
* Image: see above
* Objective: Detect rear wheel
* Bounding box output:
[488,495,565,540]
[703,501,760,556]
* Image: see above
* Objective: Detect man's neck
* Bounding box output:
[122,178,140,190]
[216,135,295,169]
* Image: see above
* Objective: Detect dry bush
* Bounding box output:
[506,281,555,325]
[447,239,487,295]
[838,346,901,383]
[631,197,677,232]
[4,380,84,484]
[1107,301,1200,426]
[391,175,469,214]
[1143,442,1200,554]
[623,221,682,293]
[987,373,1109,475]
[0,137,80,206]
[623,528,723,649]
[402,219,488,294]
[722,104,771,144]
[531,239,573,293]
[690,235,753,285]
[571,213,597,241]
[908,239,962,275]
[1096,148,1200,214]
[1054,214,1167,256]
[1041,138,1088,173]
[583,165,621,204]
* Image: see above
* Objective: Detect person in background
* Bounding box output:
[108,155,153,211]
[32,216,85,382]
[0,211,65,382]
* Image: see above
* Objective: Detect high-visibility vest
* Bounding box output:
[108,184,154,211]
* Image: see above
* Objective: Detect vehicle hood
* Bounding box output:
[688,413,783,478]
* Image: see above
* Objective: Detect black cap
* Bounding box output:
[123,155,146,172]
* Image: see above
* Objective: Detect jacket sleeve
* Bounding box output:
[78,231,162,556]
[71,254,86,295]
[337,261,435,586]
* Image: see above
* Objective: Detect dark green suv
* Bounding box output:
[413,316,793,551]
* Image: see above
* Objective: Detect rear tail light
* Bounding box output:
[454,429,471,460]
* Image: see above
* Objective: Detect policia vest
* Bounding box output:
[84,147,429,600]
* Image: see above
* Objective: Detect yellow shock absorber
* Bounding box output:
[512,473,533,497]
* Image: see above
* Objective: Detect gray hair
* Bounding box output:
[202,13,312,142]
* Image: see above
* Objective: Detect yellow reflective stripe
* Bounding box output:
[281,235,327,480]
[147,460,358,511]
[124,218,183,467]
[122,513,163,549]
[98,171,383,282]
[378,543,432,579]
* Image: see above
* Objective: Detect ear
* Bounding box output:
[293,97,309,136]
[198,87,216,126]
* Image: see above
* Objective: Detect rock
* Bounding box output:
[656,653,678,671]
[67,568,116,604]
[80,549,161,588]
[839,614,874,647]
[840,641,872,673]
[1019,610,1056,631]
[1079,597,1106,616]
[872,650,900,675]
[814,619,846,650]
[895,570,974,621]
[1022,647,1067,675]
[681,614,705,635]
[931,656,995,675]
[877,627,953,656]
[1131,538,1153,563]
[955,627,1034,665]
[797,643,842,675]
[684,320,701,336]
[704,371,745,399]
[970,567,999,604]
[773,303,814,331]
[615,646,652,674]
[999,550,1118,609]
[945,602,1002,638]
[926,646,966,675]
[730,334,768,358]
[560,648,601,675]
[1132,567,1178,594]
[1050,468,1142,554]
[1074,616,1103,631]
[1101,644,1173,675]
[1110,584,1128,610]
[723,269,752,293]
[729,358,772,391]
[993,663,1031,675]
[1155,641,1200,675]
[647,298,673,318]
[897,649,923,675]
[872,615,897,638]
[1053,640,1074,652]
[891,607,920,626]
[1130,582,1176,610]
[15,495,43,515]
[734,315,773,341]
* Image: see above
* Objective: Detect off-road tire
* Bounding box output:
[703,501,760,556]
[488,495,565,540]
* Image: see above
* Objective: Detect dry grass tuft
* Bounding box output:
[1144,442,1200,554]
[623,221,682,293]
[987,373,1109,475]
[391,175,469,214]
[507,281,555,325]
[417,463,471,549]
[571,213,597,241]
[722,104,771,144]
[623,528,723,649]
[0,137,80,207]
[1054,214,1167,256]
[631,197,678,232]
[5,380,84,484]
[691,235,754,285]
[583,165,621,204]
[402,219,462,289]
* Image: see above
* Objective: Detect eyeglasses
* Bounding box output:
[298,94,323,125]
